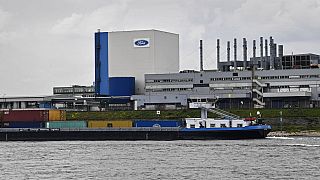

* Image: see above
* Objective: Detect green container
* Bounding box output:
[45,120,87,128]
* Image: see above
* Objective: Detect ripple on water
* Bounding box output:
[0,138,319,179]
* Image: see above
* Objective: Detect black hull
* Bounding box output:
[0,128,271,141]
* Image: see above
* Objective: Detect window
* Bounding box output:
[237,124,243,127]
[220,124,226,128]
[200,80,203,83]
[210,124,215,128]
[107,123,113,127]
[190,124,195,128]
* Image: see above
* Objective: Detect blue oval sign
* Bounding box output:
[135,40,149,46]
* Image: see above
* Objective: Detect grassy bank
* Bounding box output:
[67,108,320,120]
[66,109,320,133]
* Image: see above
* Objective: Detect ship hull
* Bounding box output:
[0,125,271,141]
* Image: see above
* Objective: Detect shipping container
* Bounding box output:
[49,110,66,121]
[45,121,87,128]
[3,110,49,122]
[88,120,133,128]
[2,121,44,128]
[133,119,182,127]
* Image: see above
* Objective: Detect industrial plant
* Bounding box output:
[1,29,320,111]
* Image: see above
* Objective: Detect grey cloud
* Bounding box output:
[0,0,320,96]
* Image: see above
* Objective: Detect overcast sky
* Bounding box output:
[1,0,320,96]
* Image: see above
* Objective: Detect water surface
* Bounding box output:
[1,137,319,179]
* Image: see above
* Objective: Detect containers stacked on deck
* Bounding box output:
[88,120,132,128]
[0,109,184,129]
[46,121,87,128]
[133,119,183,127]
[0,109,66,128]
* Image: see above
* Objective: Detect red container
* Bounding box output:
[3,110,49,122]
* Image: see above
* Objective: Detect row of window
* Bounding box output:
[146,78,193,83]
[147,74,320,84]
[270,85,310,89]
[210,86,251,90]
[258,75,320,80]
[54,88,95,94]
[211,77,251,81]
[146,88,193,92]
[190,124,243,128]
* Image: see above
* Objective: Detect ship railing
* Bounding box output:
[207,108,240,120]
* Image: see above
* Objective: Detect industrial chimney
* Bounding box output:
[227,41,230,62]
[200,40,203,71]
[253,40,257,69]
[265,39,268,70]
[234,38,237,71]
[260,37,263,69]
[243,38,247,70]
[217,39,220,71]
[269,36,275,69]
[278,45,284,69]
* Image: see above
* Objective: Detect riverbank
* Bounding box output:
[268,130,320,137]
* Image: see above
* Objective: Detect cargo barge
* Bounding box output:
[0,124,271,141]
[0,103,271,141]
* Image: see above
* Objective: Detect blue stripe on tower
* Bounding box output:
[95,32,109,96]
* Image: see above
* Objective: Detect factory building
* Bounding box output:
[132,68,320,109]
[132,36,320,110]
[2,30,320,111]
[95,29,179,95]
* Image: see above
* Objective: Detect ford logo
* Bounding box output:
[135,40,149,46]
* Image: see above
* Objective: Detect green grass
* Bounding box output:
[66,109,320,133]
[67,108,320,120]
[66,109,219,120]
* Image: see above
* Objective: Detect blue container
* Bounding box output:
[3,121,44,128]
[134,120,182,127]
[109,77,135,96]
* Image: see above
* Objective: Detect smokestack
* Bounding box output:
[243,38,247,70]
[234,38,237,71]
[253,40,257,68]
[200,40,203,71]
[278,45,284,69]
[253,40,256,58]
[269,36,274,69]
[227,41,230,62]
[260,37,263,65]
[265,39,268,70]
[217,39,220,71]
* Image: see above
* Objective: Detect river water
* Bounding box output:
[0,137,319,180]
